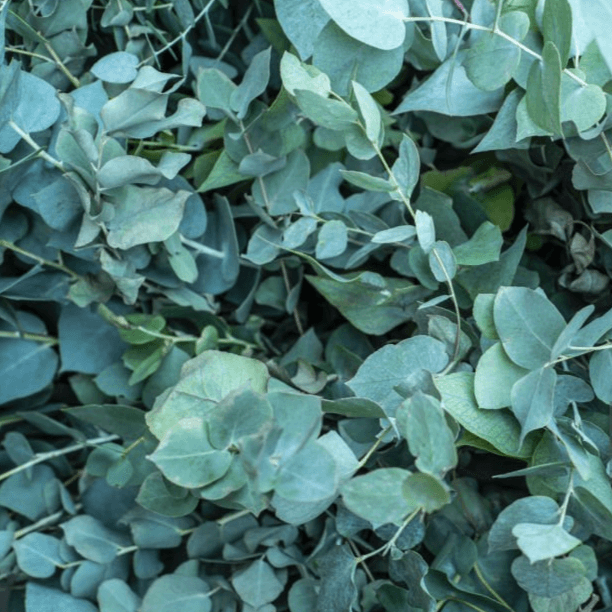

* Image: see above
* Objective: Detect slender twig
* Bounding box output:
[7,121,66,171]
[473,563,516,612]
[0,239,79,279]
[0,330,58,345]
[139,0,219,66]
[0,434,120,484]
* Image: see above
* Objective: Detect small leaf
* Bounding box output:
[280,51,330,96]
[13,533,62,578]
[91,52,138,84]
[340,170,394,192]
[342,468,412,526]
[371,225,416,244]
[230,47,271,119]
[513,523,581,563]
[429,241,457,282]
[526,41,562,134]
[147,417,232,488]
[391,135,421,199]
[396,392,457,476]
[232,559,284,608]
[589,349,612,403]
[401,472,451,513]
[511,367,557,444]
[453,221,503,266]
[511,556,586,598]
[352,81,382,142]
[26,583,98,612]
[316,220,348,259]
[98,579,141,612]
[141,575,212,612]
[415,210,436,253]
[475,342,529,409]
[62,515,130,564]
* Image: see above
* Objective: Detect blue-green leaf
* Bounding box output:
[141,575,212,612]
[232,558,284,608]
[13,532,62,578]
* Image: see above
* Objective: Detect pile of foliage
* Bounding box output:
[2,0,612,610]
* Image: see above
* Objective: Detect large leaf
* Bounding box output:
[317,0,408,51]
[145,350,269,440]
[274,0,329,59]
[306,271,431,335]
[493,287,566,369]
[106,186,190,250]
[436,372,536,458]
[347,335,448,418]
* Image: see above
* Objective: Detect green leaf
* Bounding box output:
[275,440,339,502]
[206,387,273,449]
[59,304,125,375]
[340,170,394,192]
[145,350,269,440]
[25,583,98,612]
[65,404,146,439]
[493,286,566,369]
[525,41,562,134]
[401,472,451,513]
[136,472,199,518]
[62,515,130,564]
[322,396,386,418]
[252,149,310,215]
[488,496,562,552]
[415,210,436,253]
[13,532,62,578]
[342,468,413,526]
[274,0,330,60]
[436,372,536,458]
[473,293,498,339]
[98,579,141,612]
[453,221,503,266]
[118,313,166,344]
[91,52,138,84]
[147,417,232,488]
[560,78,606,133]
[312,22,405,96]
[232,558,284,608]
[394,51,504,116]
[294,89,358,129]
[581,0,612,75]
[465,11,530,91]
[429,241,457,282]
[542,0,572,67]
[457,226,527,300]
[397,392,457,476]
[511,556,586,598]
[352,81,382,142]
[511,367,557,443]
[391,135,421,199]
[230,47,271,120]
[106,186,189,249]
[588,349,612,402]
[316,219,348,259]
[475,342,529,409]
[512,523,581,563]
[317,0,408,50]
[347,335,448,418]
[306,271,431,335]
[141,575,211,612]
[280,51,331,97]
[371,225,416,244]
[196,68,236,114]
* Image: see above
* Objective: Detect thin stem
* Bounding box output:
[43,40,80,88]
[280,259,304,335]
[357,425,394,470]
[7,121,66,171]
[473,563,516,612]
[493,0,503,31]
[14,504,83,539]
[0,239,79,279]
[214,4,254,66]
[0,434,120,484]
[0,330,58,345]
[403,16,587,87]
[180,236,225,259]
[557,475,574,525]
[139,0,218,66]
[216,508,252,526]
